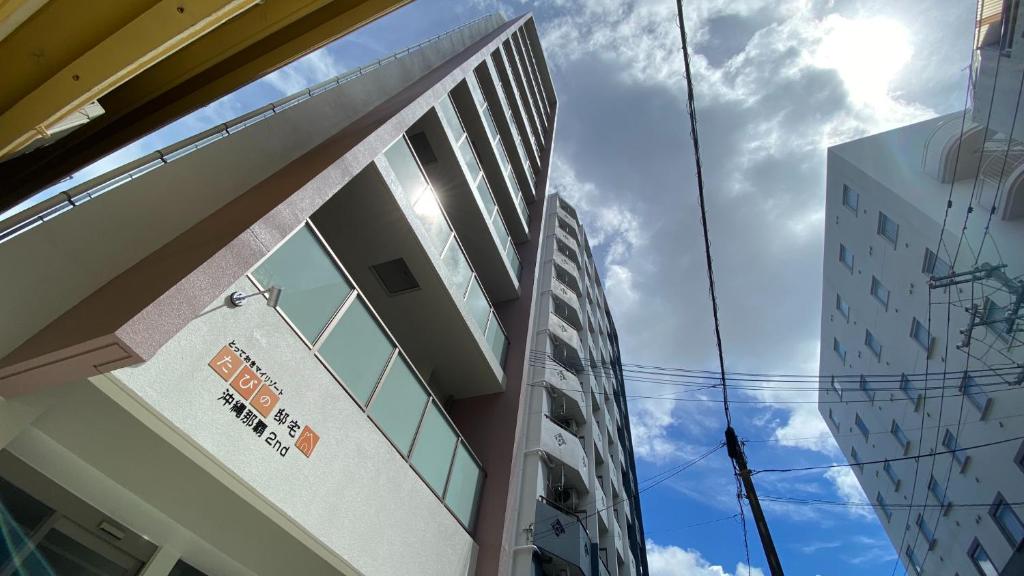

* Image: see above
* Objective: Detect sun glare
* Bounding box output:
[813,15,913,105]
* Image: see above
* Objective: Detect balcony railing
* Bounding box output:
[534,499,594,576]
[541,414,590,491]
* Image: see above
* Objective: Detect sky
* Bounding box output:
[9,1,979,574]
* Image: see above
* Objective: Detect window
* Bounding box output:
[827,407,840,429]
[916,513,936,549]
[850,446,863,471]
[877,492,893,521]
[859,375,874,401]
[865,329,882,360]
[842,184,859,212]
[983,297,1012,339]
[870,276,890,309]
[319,298,396,405]
[878,212,899,245]
[883,460,900,489]
[830,376,843,397]
[252,225,354,343]
[906,545,923,575]
[991,493,1024,548]
[900,373,921,404]
[923,247,952,278]
[960,374,991,417]
[927,476,949,509]
[855,414,869,441]
[834,338,847,365]
[368,357,429,456]
[836,293,850,320]
[445,443,484,528]
[411,402,459,495]
[942,429,969,472]
[1017,441,1024,474]
[839,243,854,271]
[969,540,998,576]
[910,318,932,352]
[891,420,910,452]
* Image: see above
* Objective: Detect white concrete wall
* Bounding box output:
[821,117,1024,576]
[111,275,477,576]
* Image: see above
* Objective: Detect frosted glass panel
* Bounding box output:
[411,190,453,255]
[475,178,496,216]
[319,298,395,405]
[410,402,458,495]
[465,279,490,332]
[369,357,429,455]
[468,76,486,108]
[253,226,352,343]
[492,212,510,247]
[485,312,508,366]
[441,244,473,297]
[459,139,482,182]
[444,443,482,528]
[383,139,428,202]
[438,97,464,138]
[484,108,499,140]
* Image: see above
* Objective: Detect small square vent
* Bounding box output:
[371,258,420,295]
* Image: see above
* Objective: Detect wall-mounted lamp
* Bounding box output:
[227,286,282,308]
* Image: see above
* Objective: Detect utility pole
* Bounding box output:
[726,427,785,576]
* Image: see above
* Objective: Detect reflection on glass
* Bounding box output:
[438,97,464,138]
[492,212,510,248]
[411,190,453,256]
[465,279,491,333]
[252,226,353,343]
[369,357,429,455]
[410,402,458,495]
[459,139,482,183]
[444,444,483,528]
[319,298,395,406]
[441,243,473,298]
[484,312,509,366]
[383,138,428,202]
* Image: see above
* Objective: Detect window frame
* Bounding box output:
[855,414,870,441]
[842,184,860,213]
[910,318,933,352]
[839,243,855,271]
[883,460,901,490]
[877,211,899,245]
[877,491,893,522]
[916,513,937,550]
[833,338,847,365]
[922,247,951,279]
[959,373,992,418]
[942,429,969,472]
[989,492,1024,549]
[865,329,882,360]
[870,276,890,310]
[836,293,850,321]
[859,375,874,401]
[968,539,998,576]
[891,420,910,453]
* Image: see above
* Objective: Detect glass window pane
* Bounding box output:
[459,138,482,183]
[410,402,458,495]
[438,96,464,138]
[475,178,497,216]
[492,212,511,247]
[468,77,486,108]
[506,242,521,278]
[253,226,352,343]
[485,312,508,365]
[383,138,428,203]
[369,357,429,455]
[484,109,499,141]
[444,443,483,528]
[169,561,211,576]
[411,190,453,255]
[319,298,395,406]
[441,243,473,297]
[36,529,137,576]
[465,279,491,332]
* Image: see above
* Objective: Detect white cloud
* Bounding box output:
[264,49,346,96]
[647,540,766,576]
[823,466,872,519]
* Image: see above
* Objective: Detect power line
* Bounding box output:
[750,432,1024,475]
[758,495,1023,510]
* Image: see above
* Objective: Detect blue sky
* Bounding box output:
[10,1,979,574]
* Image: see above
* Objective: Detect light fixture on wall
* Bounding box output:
[227,286,282,308]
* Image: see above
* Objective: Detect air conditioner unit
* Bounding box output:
[553,484,579,511]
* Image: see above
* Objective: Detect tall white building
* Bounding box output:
[0,12,648,576]
[820,110,1024,576]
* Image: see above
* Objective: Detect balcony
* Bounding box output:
[593,420,606,463]
[537,363,586,426]
[491,47,541,174]
[511,30,548,135]
[595,478,609,530]
[556,226,579,253]
[311,136,507,399]
[553,274,582,315]
[451,74,531,242]
[502,40,545,155]
[479,56,536,201]
[533,499,593,576]
[614,521,625,561]
[554,254,582,295]
[409,96,521,302]
[549,313,583,370]
[540,415,590,492]
[553,293,583,332]
[557,237,581,269]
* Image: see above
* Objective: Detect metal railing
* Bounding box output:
[0,13,499,244]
